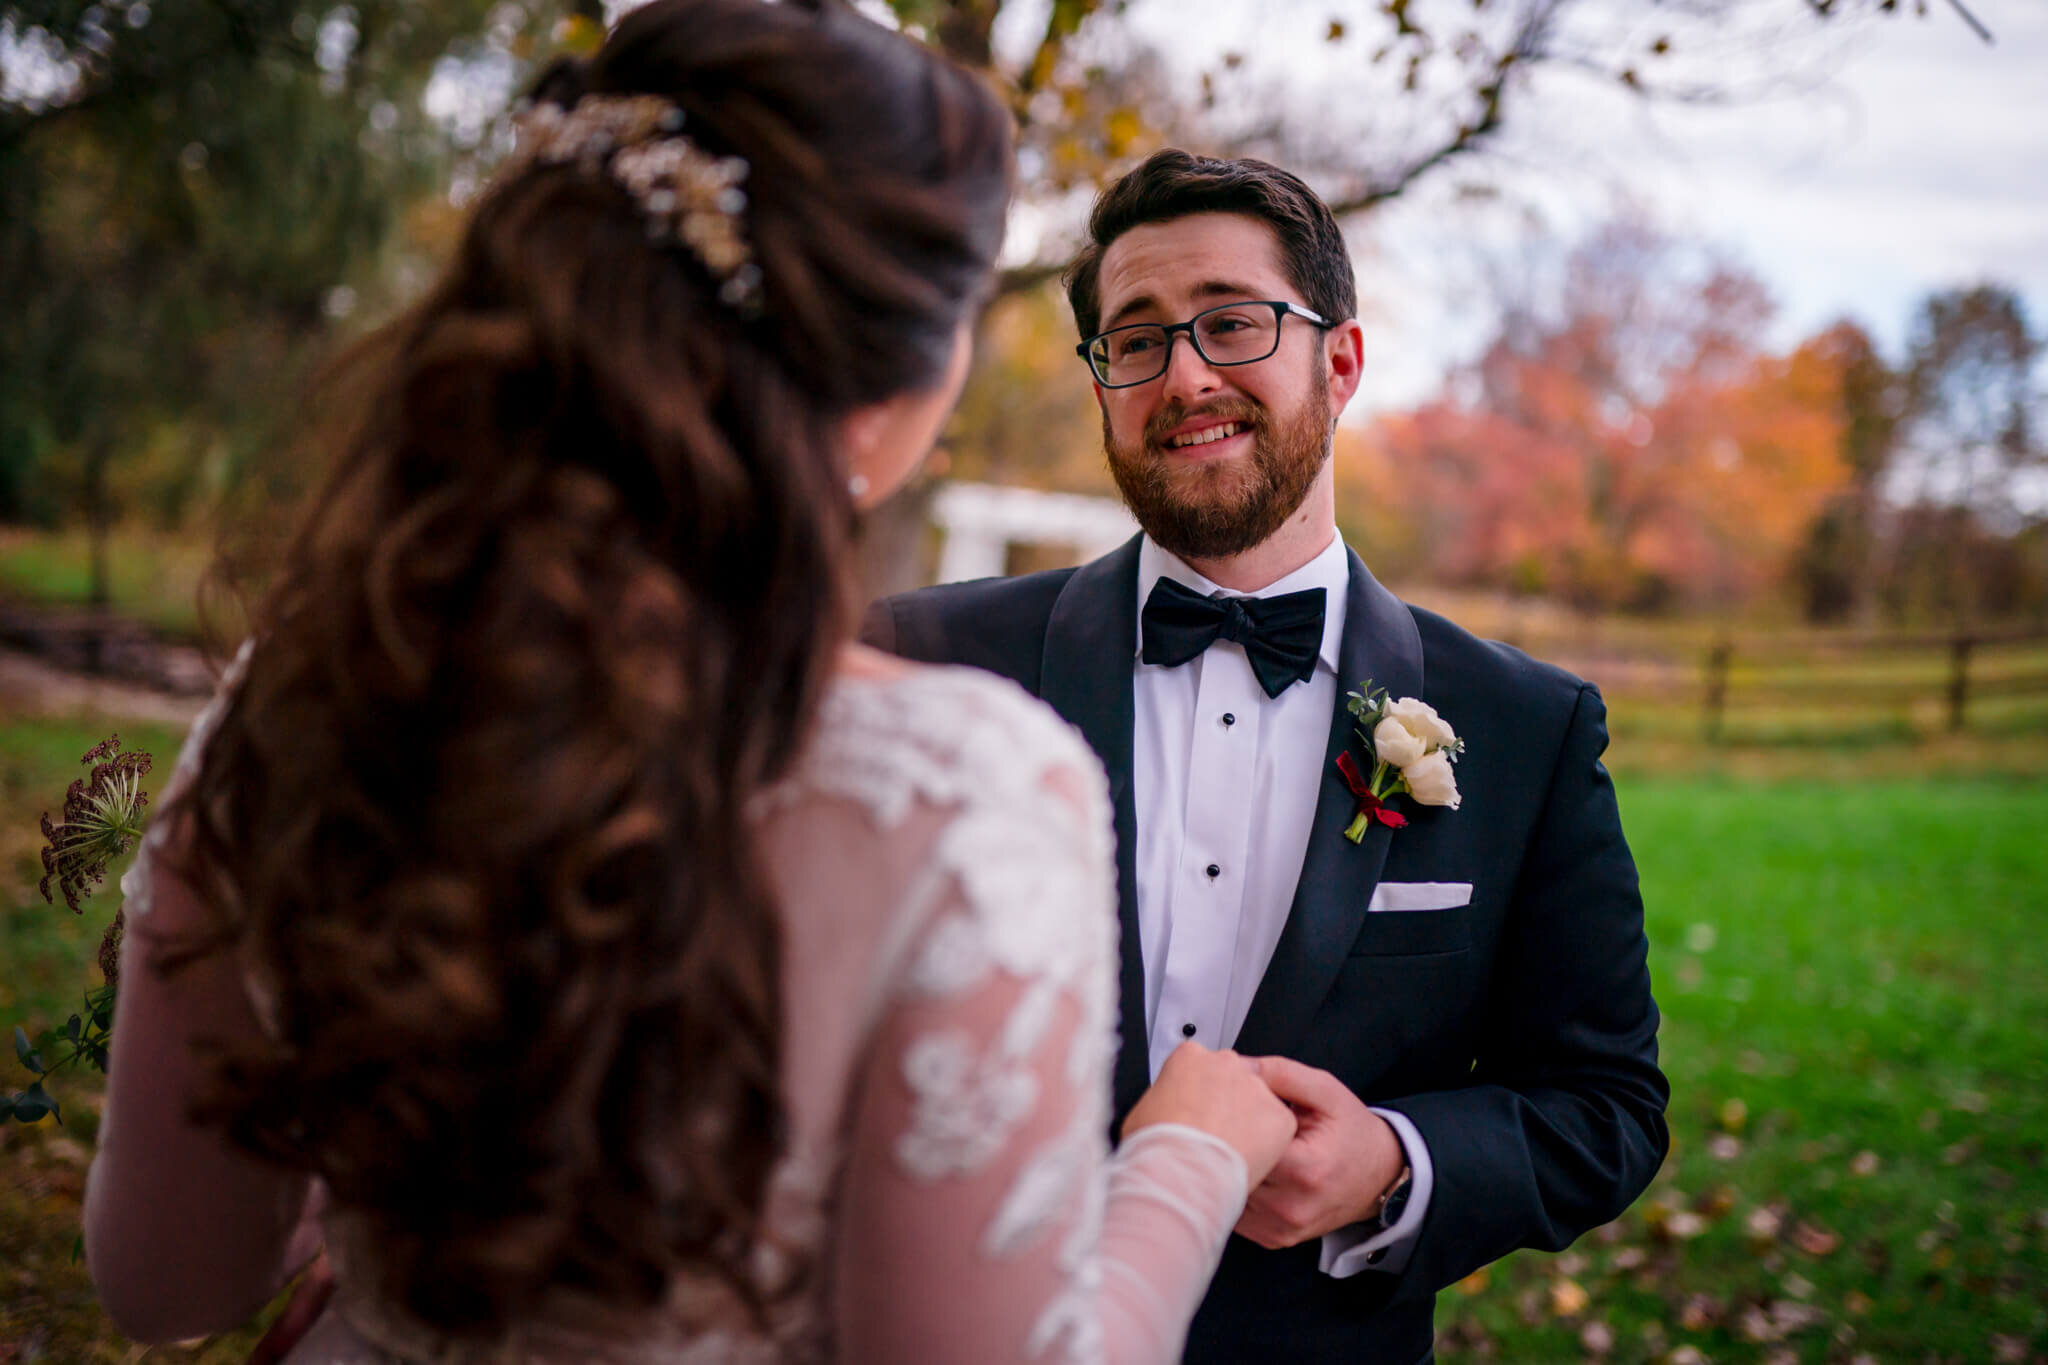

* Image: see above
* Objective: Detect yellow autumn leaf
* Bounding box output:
[1550,1278,1590,1317]
[552,14,603,55]
[1104,106,1144,157]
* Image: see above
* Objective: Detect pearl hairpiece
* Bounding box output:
[507,93,764,311]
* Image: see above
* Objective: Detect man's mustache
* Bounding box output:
[1141,399,1266,451]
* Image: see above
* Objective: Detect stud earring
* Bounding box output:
[848,473,871,499]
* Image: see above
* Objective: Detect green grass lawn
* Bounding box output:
[1436,777,2048,1363]
[0,528,241,644]
[3,714,2044,1361]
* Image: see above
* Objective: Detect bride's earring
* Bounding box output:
[848,473,871,500]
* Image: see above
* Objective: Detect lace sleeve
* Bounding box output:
[829,746,1248,1364]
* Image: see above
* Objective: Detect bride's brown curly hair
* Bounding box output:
[169,0,1010,1340]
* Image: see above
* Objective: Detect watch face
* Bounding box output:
[1379,1175,1412,1229]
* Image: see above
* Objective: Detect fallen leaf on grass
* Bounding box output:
[1677,1292,1721,1331]
[1694,1185,1738,1218]
[1990,1333,2028,1363]
[1744,1205,1783,1249]
[1791,1220,1840,1256]
[1455,1267,1490,1295]
[1843,1290,1871,1316]
[1580,1321,1614,1355]
[1550,1278,1589,1317]
[1849,1150,1881,1177]
[1665,1211,1707,1240]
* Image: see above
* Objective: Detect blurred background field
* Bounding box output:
[5,0,2047,1359]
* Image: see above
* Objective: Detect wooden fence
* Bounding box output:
[1497,623,2048,743]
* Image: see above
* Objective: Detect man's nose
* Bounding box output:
[1159,332,1223,406]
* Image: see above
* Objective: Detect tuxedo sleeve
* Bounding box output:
[1370,681,1668,1308]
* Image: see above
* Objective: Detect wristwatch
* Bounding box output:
[1372,1165,1413,1232]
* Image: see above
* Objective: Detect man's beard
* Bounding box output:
[1103,364,1332,562]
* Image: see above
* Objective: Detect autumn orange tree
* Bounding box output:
[1355,221,1850,613]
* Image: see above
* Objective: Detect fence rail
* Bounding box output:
[1501,625,2048,741]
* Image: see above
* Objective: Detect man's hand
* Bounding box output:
[1234,1056,1405,1249]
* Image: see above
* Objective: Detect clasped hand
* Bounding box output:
[1123,1044,1405,1250]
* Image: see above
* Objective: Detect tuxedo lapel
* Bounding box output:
[1235,549,1424,1058]
[1038,535,1152,1121]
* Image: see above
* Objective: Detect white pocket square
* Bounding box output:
[1367,881,1473,913]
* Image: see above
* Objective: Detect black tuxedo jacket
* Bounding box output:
[864,536,1668,1364]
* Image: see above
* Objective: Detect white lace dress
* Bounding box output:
[86,662,1249,1363]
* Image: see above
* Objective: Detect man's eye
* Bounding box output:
[1206,315,1253,333]
[1118,334,1158,355]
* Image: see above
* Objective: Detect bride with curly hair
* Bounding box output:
[83,2,1294,1360]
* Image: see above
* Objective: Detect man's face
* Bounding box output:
[1091,212,1340,561]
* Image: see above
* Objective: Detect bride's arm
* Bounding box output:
[84,811,315,1342]
[830,762,1254,1364]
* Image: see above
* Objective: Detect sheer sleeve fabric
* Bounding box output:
[828,728,1247,1365]
[84,656,320,1341]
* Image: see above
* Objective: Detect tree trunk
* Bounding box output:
[83,433,113,675]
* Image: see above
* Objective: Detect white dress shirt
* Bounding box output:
[1131,533,1432,1277]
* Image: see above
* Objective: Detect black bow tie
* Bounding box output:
[1139,577,1327,699]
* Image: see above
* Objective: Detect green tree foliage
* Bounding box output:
[0,1,526,552]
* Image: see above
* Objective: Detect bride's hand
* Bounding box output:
[1122,1041,1298,1185]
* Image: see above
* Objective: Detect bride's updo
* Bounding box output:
[173,0,1011,1340]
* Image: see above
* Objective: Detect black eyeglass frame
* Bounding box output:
[1076,300,1332,388]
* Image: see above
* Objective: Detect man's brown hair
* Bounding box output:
[1063,148,1357,339]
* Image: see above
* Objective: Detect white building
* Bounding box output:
[929,481,1138,583]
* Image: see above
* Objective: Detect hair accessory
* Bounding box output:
[508,94,763,311]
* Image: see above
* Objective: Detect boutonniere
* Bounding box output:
[1336,680,1465,843]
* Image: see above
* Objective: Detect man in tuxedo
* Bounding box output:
[864,149,1669,1363]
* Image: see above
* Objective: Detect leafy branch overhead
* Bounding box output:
[864,0,1993,297]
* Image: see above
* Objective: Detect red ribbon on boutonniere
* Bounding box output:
[1337,751,1408,832]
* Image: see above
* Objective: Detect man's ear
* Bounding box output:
[1092,379,1108,414]
[1323,318,1366,417]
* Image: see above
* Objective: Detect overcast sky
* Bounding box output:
[1336,2,2048,414]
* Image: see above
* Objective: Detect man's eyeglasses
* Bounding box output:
[1077,300,1331,389]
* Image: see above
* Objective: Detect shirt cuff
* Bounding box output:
[1318,1107,1434,1278]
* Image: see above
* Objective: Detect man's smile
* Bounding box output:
[1164,419,1250,450]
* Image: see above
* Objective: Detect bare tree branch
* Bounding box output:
[1944,0,1994,46]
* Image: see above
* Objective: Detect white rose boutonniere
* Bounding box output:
[1335,681,1466,842]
